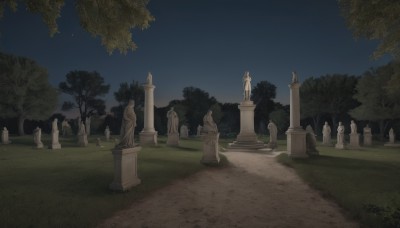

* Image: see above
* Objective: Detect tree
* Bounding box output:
[339,0,400,59]
[0,52,58,135]
[269,108,289,135]
[0,0,154,54]
[59,70,110,121]
[182,87,218,133]
[349,62,400,140]
[300,74,359,134]
[251,81,277,133]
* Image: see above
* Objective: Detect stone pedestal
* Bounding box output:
[110,147,141,191]
[363,133,372,146]
[36,142,44,149]
[349,133,360,148]
[49,130,61,149]
[105,129,110,141]
[286,74,308,158]
[140,81,158,145]
[335,133,346,149]
[167,133,179,146]
[78,133,88,147]
[1,130,10,144]
[228,101,268,151]
[139,131,158,145]
[286,128,307,158]
[201,133,220,165]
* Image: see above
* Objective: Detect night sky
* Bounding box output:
[0,0,392,115]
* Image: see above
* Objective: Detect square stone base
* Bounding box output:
[363,134,372,146]
[49,143,61,149]
[286,129,308,158]
[139,131,158,145]
[201,133,220,165]
[236,132,258,142]
[110,147,142,191]
[36,143,44,149]
[167,133,179,146]
[349,133,360,148]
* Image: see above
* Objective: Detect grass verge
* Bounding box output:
[277,145,400,228]
[0,135,227,228]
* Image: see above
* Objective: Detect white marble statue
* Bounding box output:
[389,128,395,144]
[291,71,299,83]
[337,122,345,143]
[363,124,372,146]
[167,107,179,134]
[322,121,331,145]
[243,71,252,101]
[105,125,110,141]
[50,118,61,149]
[203,110,218,133]
[33,127,43,148]
[146,72,152,85]
[180,124,189,138]
[116,100,137,149]
[1,127,10,144]
[52,118,58,131]
[350,120,357,134]
[267,120,278,148]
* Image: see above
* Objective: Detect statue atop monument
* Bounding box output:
[291,71,299,83]
[243,71,251,101]
[146,72,152,85]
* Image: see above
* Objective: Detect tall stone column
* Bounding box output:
[140,72,158,145]
[286,72,307,158]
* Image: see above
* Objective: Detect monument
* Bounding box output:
[196,125,203,136]
[139,72,158,145]
[33,127,44,149]
[1,127,10,144]
[335,121,345,149]
[363,124,372,146]
[180,124,189,138]
[349,120,360,148]
[110,100,141,191]
[201,110,220,165]
[49,118,61,149]
[104,125,110,141]
[267,120,278,149]
[286,72,307,157]
[322,121,332,145]
[77,121,88,147]
[228,72,268,151]
[167,107,179,146]
[384,128,400,147]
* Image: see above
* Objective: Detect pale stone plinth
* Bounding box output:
[167,133,179,146]
[1,130,10,144]
[110,147,141,191]
[78,134,88,147]
[36,142,44,149]
[363,133,372,146]
[286,128,307,158]
[49,130,61,149]
[139,131,158,145]
[201,133,220,165]
[349,133,360,148]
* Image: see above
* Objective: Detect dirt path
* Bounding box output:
[98,151,358,228]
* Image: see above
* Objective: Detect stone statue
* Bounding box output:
[306,125,318,155]
[180,124,189,138]
[337,122,345,145]
[167,107,179,134]
[322,121,331,144]
[243,71,252,101]
[364,124,371,134]
[203,110,218,133]
[291,71,298,83]
[2,127,10,144]
[197,125,203,136]
[146,72,153,85]
[52,118,58,131]
[350,120,357,134]
[105,125,110,141]
[363,124,372,146]
[116,100,137,149]
[33,127,43,148]
[267,120,278,148]
[389,128,395,143]
[61,119,70,136]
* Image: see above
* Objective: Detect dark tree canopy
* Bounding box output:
[114,80,144,108]
[0,0,154,54]
[0,52,58,135]
[339,0,400,59]
[59,70,110,120]
[251,80,277,133]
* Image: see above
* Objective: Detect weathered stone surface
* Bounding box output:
[110,147,141,191]
[201,132,220,165]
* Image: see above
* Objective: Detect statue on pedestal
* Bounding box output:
[116,100,136,149]
[243,71,252,101]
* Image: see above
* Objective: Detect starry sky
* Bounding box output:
[0,0,392,115]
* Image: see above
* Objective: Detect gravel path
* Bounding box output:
[98,151,358,228]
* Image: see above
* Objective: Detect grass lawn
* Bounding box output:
[0,134,226,228]
[277,144,400,228]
